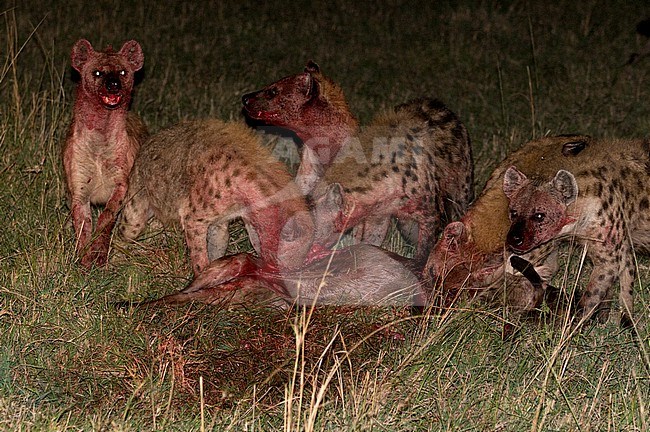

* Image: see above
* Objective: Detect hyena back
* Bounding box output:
[119,118,314,277]
[313,96,473,264]
[63,38,146,268]
[503,139,650,325]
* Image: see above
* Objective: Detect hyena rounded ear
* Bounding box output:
[304,61,322,99]
[553,169,578,205]
[502,166,528,199]
[561,139,588,157]
[70,39,94,71]
[304,60,321,74]
[119,40,144,71]
[306,75,320,99]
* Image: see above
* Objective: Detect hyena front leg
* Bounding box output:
[617,241,635,327]
[578,242,620,324]
[70,198,93,262]
[206,221,262,263]
[183,217,211,277]
[414,215,440,265]
[396,218,419,245]
[84,177,128,267]
[119,177,151,242]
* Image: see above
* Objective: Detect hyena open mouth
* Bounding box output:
[99,74,125,108]
[100,93,123,108]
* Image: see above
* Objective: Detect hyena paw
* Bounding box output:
[80,241,109,268]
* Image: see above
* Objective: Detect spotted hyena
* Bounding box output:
[243,62,474,263]
[503,138,650,326]
[242,61,357,195]
[424,135,593,310]
[63,39,146,268]
[119,118,314,277]
[118,119,424,307]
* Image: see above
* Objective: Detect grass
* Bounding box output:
[2,0,650,430]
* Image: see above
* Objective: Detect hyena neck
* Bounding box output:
[73,91,129,134]
[298,119,359,168]
[466,186,511,255]
[467,217,509,256]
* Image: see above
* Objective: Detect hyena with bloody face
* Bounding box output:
[63,39,146,268]
[242,62,473,264]
[424,135,594,311]
[118,119,425,307]
[503,138,650,325]
[242,61,357,195]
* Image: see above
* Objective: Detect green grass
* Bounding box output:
[2,0,650,430]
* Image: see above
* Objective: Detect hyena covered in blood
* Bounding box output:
[242,61,357,195]
[63,39,146,268]
[242,62,473,264]
[118,119,424,307]
[119,119,313,277]
[424,135,594,310]
[503,137,650,325]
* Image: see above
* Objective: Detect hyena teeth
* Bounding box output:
[63,38,146,269]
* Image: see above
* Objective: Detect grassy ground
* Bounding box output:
[2,0,650,430]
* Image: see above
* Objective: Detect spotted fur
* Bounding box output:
[424,135,593,310]
[317,98,473,263]
[504,139,650,325]
[119,118,314,277]
[243,63,473,263]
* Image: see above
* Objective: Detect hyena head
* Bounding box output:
[424,221,490,304]
[503,166,578,254]
[71,39,144,110]
[427,221,499,288]
[427,221,472,280]
[241,61,350,136]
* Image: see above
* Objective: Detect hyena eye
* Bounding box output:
[266,88,279,98]
[119,70,127,76]
[509,209,518,220]
[93,70,102,77]
[532,212,545,222]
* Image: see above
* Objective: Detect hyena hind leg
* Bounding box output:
[118,190,151,241]
[617,249,635,328]
[396,218,419,245]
